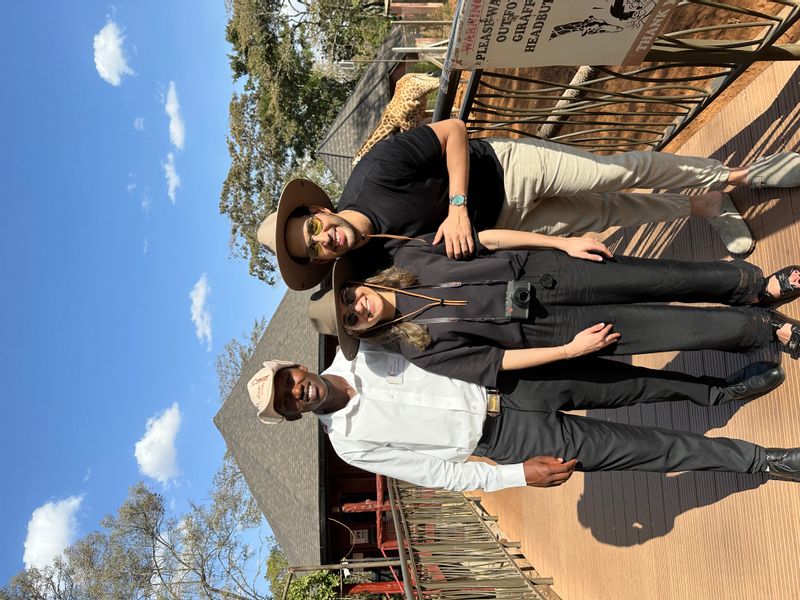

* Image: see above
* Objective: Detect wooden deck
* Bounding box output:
[476,61,800,600]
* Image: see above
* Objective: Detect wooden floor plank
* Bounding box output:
[477,61,800,600]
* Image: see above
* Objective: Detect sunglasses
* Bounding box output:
[339,286,360,329]
[305,216,324,259]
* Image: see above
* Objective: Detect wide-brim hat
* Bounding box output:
[257,179,335,291]
[307,257,360,360]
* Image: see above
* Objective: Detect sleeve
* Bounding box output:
[330,436,527,492]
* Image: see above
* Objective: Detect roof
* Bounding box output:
[213,288,324,567]
[316,26,407,184]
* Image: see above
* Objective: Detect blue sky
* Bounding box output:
[0,1,285,581]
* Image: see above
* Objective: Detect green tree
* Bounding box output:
[265,545,339,600]
[220,0,390,283]
[2,480,270,600]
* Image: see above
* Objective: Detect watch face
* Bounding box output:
[450,194,466,206]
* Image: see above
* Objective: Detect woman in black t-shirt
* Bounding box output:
[306,230,800,388]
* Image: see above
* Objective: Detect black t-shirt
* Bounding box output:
[338,125,504,277]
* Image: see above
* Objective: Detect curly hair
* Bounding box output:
[347,266,433,351]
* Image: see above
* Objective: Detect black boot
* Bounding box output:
[766,448,800,481]
[713,362,784,404]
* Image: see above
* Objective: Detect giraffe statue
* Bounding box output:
[352,73,441,165]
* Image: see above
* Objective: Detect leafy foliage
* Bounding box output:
[265,545,339,600]
[220,0,390,283]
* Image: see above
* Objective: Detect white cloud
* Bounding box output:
[93,21,134,86]
[23,496,83,569]
[134,403,181,484]
[143,239,149,255]
[189,274,212,350]
[82,467,92,483]
[164,82,185,150]
[141,187,152,213]
[162,153,180,203]
[133,116,145,131]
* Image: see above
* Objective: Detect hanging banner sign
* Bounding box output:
[450,0,679,69]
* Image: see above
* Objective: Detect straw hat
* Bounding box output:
[257,179,334,291]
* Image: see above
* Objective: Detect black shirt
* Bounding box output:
[339,125,504,277]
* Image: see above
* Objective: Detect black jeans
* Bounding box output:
[474,358,767,473]
[520,250,771,355]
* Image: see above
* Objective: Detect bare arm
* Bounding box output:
[428,119,475,259]
[479,229,613,261]
[501,323,621,370]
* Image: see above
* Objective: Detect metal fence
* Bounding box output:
[434,0,800,152]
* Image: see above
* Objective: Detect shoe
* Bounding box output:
[757,265,800,308]
[745,152,800,188]
[707,193,754,255]
[714,361,784,404]
[769,310,800,359]
[766,448,800,481]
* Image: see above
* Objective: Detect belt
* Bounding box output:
[486,387,501,417]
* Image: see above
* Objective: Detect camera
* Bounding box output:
[504,280,532,320]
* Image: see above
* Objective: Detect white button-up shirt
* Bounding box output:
[317,345,526,492]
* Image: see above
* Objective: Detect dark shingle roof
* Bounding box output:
[214,289,323,567]
[316,26,407,184]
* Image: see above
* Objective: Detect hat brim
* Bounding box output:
[269,179,335,291]
[307,257,362,360]
[331,258,362,360]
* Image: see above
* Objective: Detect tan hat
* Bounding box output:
[247,360,297,424]
[307,257,360,360]
[257,179,335,291]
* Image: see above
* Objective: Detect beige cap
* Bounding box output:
[257,179,334,291]
[247,360,297,424]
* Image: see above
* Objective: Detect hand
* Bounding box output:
[433,207,475,259]
[564,322,620,358]
[560,237,613,262]
[523,456,577,487]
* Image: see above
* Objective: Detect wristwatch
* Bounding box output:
[449,193,467,207]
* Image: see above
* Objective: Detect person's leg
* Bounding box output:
[498,357,783,411]
[487,138,753,252]
[522,304,773,355]
[487,137,729,199]
[478,408,767,473]
[494,189,692,234]
[497,357,726,410]
[523,249,764,306]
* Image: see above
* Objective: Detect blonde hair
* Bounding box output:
[347,266,432,351]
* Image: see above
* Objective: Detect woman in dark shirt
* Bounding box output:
[307,230,800,388]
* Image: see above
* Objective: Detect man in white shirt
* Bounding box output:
[247,345,797,492]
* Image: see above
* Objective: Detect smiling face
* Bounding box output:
[283,207,361,262]
[272,366,329,421]
[338,285,390,333]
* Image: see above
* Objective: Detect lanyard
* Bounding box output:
[361,279,515,329]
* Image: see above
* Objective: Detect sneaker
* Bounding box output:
[745,152,800,188]
[707,193,754,255]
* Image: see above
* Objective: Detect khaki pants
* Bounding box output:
[488,138,730,235]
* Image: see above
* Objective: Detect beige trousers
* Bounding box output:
[488,138,730,235]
